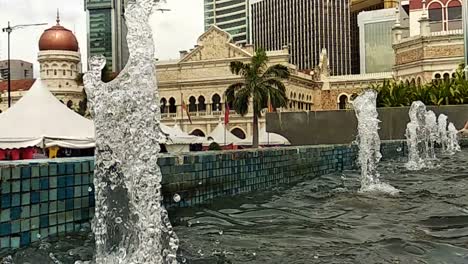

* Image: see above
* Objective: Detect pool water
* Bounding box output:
[1,150,468,263]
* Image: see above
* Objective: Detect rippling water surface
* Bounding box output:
[1,151,468,263]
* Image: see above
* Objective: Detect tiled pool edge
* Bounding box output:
[0,140,409,249]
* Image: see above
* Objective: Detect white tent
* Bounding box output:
[258,126,290,145]
[158,124,206,153]
[206,123,247,146]
[0,79,95,149]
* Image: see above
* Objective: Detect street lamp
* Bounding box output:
[2,22,47,108]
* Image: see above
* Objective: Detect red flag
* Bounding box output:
[268,94,274,113]
[224,102,230,125]
[181,100,192,124]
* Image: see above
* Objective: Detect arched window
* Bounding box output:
[231,128,246,139]
[410,78,416,86]
[54,70,57,76]
[160,98,167,113]
[443,73,450,81]
[169,97,176,113]
[428,2,443,32]
[452,72,456,78]
[188,96,197,112]
[338,95,348,110]
[198,96,206,112]
[66,100,73,109]
[434,73,441,79]
[212,94,221,112]
[289,102,292,108]
[447,0,462,30]
[190,129,205,137]
[417,77,422,87]
[63,70,66,76]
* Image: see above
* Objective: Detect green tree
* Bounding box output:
[225,48,290,148]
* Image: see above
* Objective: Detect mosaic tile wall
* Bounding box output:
[0,141,408,249]
[0,158,95,249]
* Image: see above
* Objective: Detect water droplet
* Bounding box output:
[88,186,93,192]
[218,230,223,235]
[37,233,41,239]
[253,252,256,256]
[314,255,319,259]
[173,194,181,202]
[115,217,123,224]
[198,181,202,185]
[397,147,402,152]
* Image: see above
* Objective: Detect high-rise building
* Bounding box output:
[0,60,34,80]
[250,0,351,75]
[204,0,249,44]
[84,0,129,73]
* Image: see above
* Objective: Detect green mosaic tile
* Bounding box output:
[40,203,49,215]
[11,168,20,179]
[49,226,57,236]
[21,206,30,218]
[57,213,66,224]
[74,175,82,185]
[74,186,81,197]
[66,211,73,223]
[21,179,31,192]
[31,217,39,229]
[82,162,89,173]
[1,209,10,222]
[21,193,30,205]
[66,223,74,232]
[31,166,40,178]
[81,197,89,208]
[11,220,20,233]
[40,191,49,203]
[74,198,81,209]
[0,237,9,248]
[49,201,57,213]
[31,204,39,217]
[49,189,57,201]
[11,181,20,193]
[21,219,30,232]
[49,164,57,176]
[40,228,49,238]
[39,165,48,177]
[31,178,40,191]
[31,230,40,242]
[1,182,10,193]
[49,213,57,226]
[57,201,65,212]
[11,237,20,248]
[73,209,82,221]
[50,176,57,188]
[74,163,82,174]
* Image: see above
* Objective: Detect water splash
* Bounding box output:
[437,114,448,152]
[352,90,399,195]
[447,122,461,154]
[405,101,427,170]
[424,110,438,164]
[84,0,178,263]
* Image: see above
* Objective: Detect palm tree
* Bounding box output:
[225,48,290,148]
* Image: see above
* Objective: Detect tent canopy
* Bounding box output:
[160,123,206,145]
[258,126,290,145]
[206,123,247,146]
[0,79,95,149]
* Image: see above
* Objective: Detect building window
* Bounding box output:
[54,70,57,76]
[189,96,197,112]
[212,94,221,112]
[169,97,177,113]
[443,73,450,81]
[447,1,462,30]
[231,128,246,139]
[428,2,443,32]
[66,100,73,109]
[160,98,167,113]
[198,96,206,112]
[338,95,348,110]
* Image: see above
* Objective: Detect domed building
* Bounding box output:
[0,12,85,112]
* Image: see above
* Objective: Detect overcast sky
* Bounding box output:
[0,0,204,77]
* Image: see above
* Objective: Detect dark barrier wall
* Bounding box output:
[266,105,468,145]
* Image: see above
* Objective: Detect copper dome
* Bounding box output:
[38,15,79,52]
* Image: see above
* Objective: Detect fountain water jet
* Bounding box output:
[405,101,427,170]
[352,90,399,195]
[437,114,449,152]
[424,110,438,166]
[84,0,178,263]
[447,122,461,154]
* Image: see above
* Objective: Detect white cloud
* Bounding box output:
[0,0,203,77]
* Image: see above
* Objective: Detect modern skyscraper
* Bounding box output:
[250,0,351,75]
[204,0,249,44]
[84,0,129,73]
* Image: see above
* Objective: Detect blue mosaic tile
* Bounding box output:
[65,199,74,210]
[31,192,40,204]
[30,204,39,217]
[20,232,30,247]
[1,182,10,193]
[31,166,39,178]
[66,176,74,187]
[11,181,20,193]
[49,164,57,176]
[0,223,11,236]
[66,164,74,175]
[21,179,30,192]
[21,167,31,179]
[49,189,57,201]
[10,207,21,220]
[89,195,95,207]
[10,237,20,248]
[58,188,66,200]
[40,178,49,190]
[1,209,10,222]
[58,176,67,188]
[66,187,74,198]
[82,174,90,185]
[11,168,20,179]
[58,164,66,175]
[11,194,20,207]
[40,215,49,228]
[1,194,11,208]
[31,178,40,191]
